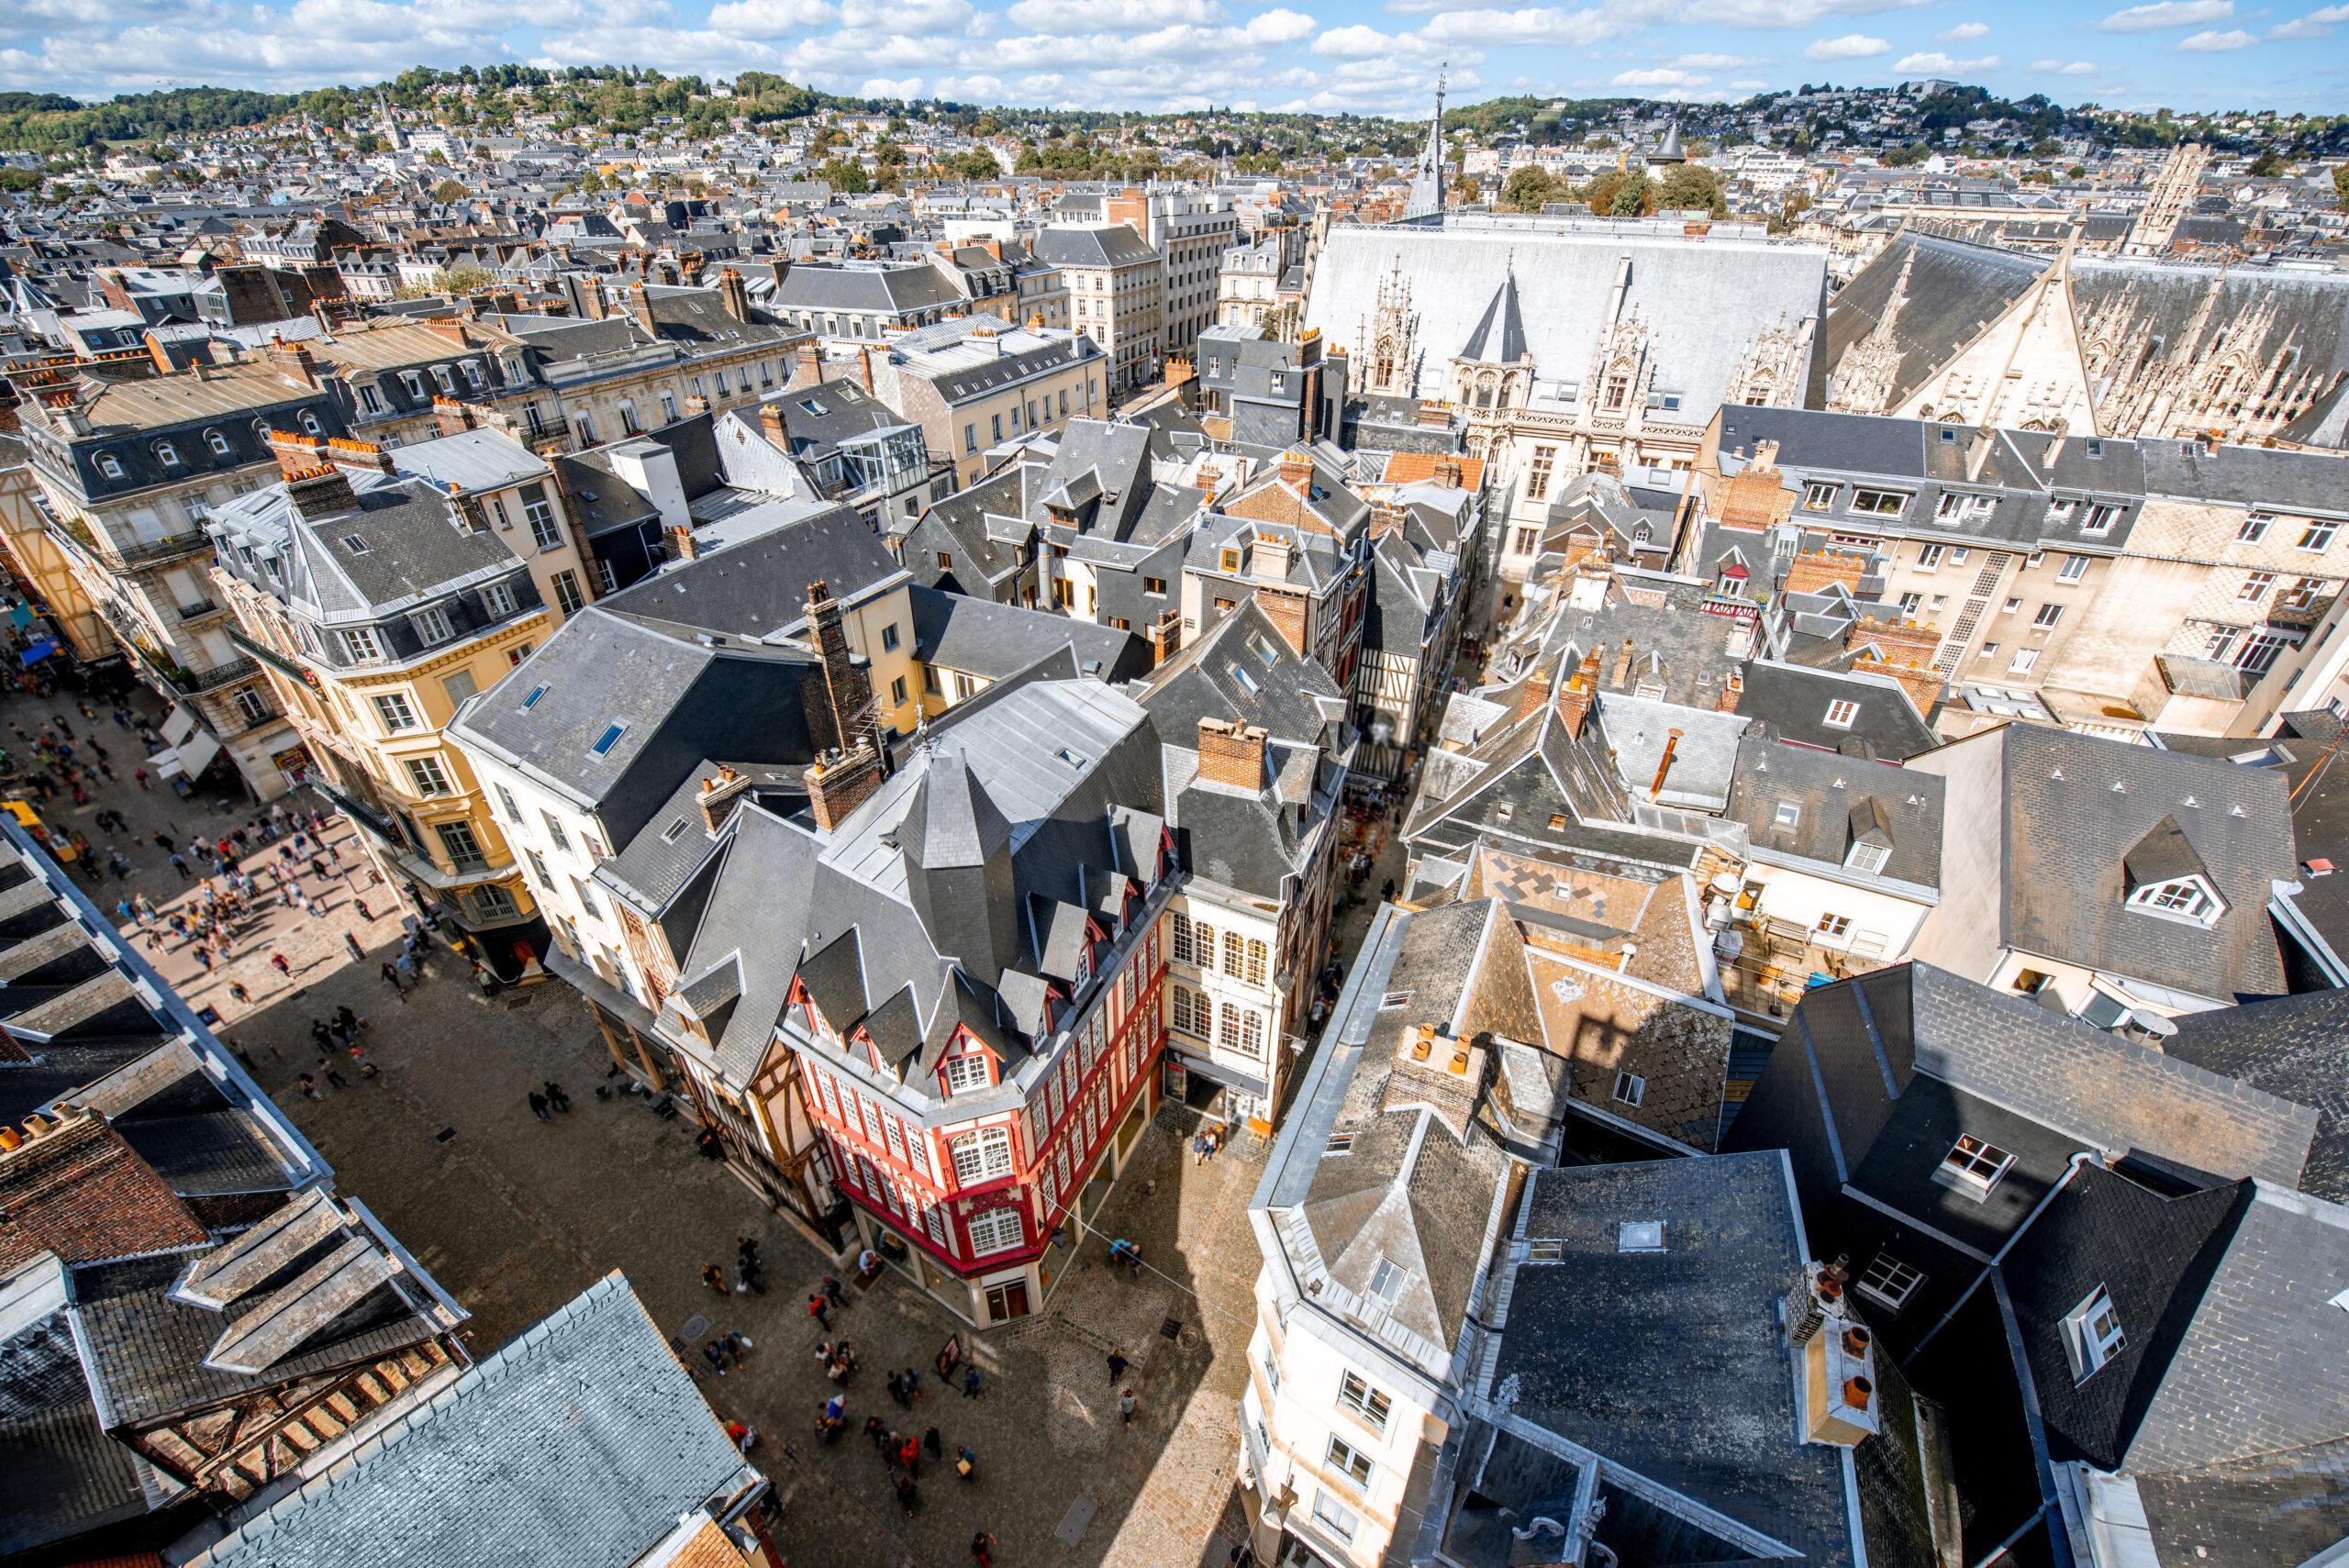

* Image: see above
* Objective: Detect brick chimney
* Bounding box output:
[1515,674,1553,722]
[759,402,789,445]
[1611,635,1635,690]
[1254,587,1309,655]
[668,523,698,562]
[432,395,481,438]
[806,741,883,832]
[796,340,822,385]
[802,579,876,762]
[1432,454,1464,488]
[858,345,874,393]
[626,282,657,337]
[717,266,751,323]
[1717,668,1743,714]
[1786,548,1868,596]
[267,428,330,477]
[1555,650,1602,737]
[283,462,359,521]
[265,336,319,389]
[324,436,394,474]
[1276,449,1314,492]
[1197,717,1268,791]
[697,763,751,832]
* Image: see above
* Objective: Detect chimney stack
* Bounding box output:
[697,763,751,833]
[760,402,789,446]
[1650,728,1684,799]
[1196,717,1269,791]
[1717,668,1743,714]
[668,523,698,562]
[1515,674,1553,722]
[803,579,877,766]
[858,344,874,394]
[1611,635,1635,691]
[796,339,822,385]
[806,742,883,832]
[283,462,359,521]
[1555,650,1601,737]
[627,281,657,337]
[1277,449,1314,492]
[717,266,751,324]
[1253,587,1309,655]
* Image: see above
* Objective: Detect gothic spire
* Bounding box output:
[1403,66,1448,223]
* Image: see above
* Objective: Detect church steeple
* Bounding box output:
[1403,67,1448,223]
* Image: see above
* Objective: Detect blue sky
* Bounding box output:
[3,0,2343,117]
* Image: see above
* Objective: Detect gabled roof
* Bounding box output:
[1458,267,1528,365]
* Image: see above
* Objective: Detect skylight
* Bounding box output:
[1618,1221,1666,1253]
[522,684,549,709]
[591,723,628,756]
[340,534,370,554]
[660,817,690,843]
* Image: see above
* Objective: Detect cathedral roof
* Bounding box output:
[1460,269,1529,365]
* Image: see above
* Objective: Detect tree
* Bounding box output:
[1453,173,1482,205]
[1608,170,1649,217]
[1653,163,1725,217]
[2249,151,2287,178]
[395,261,495,299]
[1500,165,1554,212]
[817,157,870,194]
[432,178,468,203]
[2335,163,2349,212]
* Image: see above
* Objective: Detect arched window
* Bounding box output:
[205,428,232,457]
[94,451,124,480]
[297,411,322,436]
[153,440,180,469]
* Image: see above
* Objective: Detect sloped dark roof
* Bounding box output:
[1459,268,1528,364]
[2166,990,2349,1206]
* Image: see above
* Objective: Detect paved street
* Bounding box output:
[8,679,1273,1568]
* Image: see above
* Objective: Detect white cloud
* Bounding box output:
[2098,0,2229,28]
[2176,25,2255,43]
[1005,0,1220,28]
[1804,30,1888,56]
[1419,6,1619,46]
[1936,18,1988,37]
[861,74,923,95]
[1728,75,1771,86]
[1614,65,1709,83]
[706,0,835,38]
[2030,57,2102,72]
[2268,4,2346,34]
[1675,0,1927,27]
[1893,49,1998,69]
[932,72,1005,98]
[1243,7,1318,42]
[839,0,974,31]
[1673,49,1761,64]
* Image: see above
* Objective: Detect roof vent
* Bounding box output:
[2306,858,2335,877]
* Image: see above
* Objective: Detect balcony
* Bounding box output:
[2267,597,2335,632]
[175,597,228,625]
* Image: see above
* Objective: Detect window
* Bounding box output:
[2237,513,2272,544]
[443,669,478,710]
[1774,801,1800,828]
[890,676,907,704]
[2057,553,2088,584]
[525,848,551,886]
[413,605,453,645]
[1938,1135,2015,1196]
[1611,1071,1645,1107]
[1816,912,1853,940]
[2063,1285,2126,1383]
[1898,592,1923,616]
[541,811,571,851]
[1803,481,1838,511]
[551,572,585,617]
[1326,1436,1375,1490]
[521,484,561,550]
[522,684,549,710]
[153,439,181,469]
[944,1053,991,1095]
[1219,546,1241,573]
[2239,572,2276,603]
[1850,488,1909,517]
[1337,1371,1391,1431]
[1857,1253,1924,1312]
[1824,698,1859,729]
[2083,504,2121,536]
[2131,876,2218,923]
[373,693,418,733]
[1846,840,1891,875]
[496,784,520,819]
[950,1125,1014,1184]
[1143,576,1166,595]
[2299,521,2339,553]
[1312,1491,1360,1542]
[95,451,125,481]
[881,622,900,652]
[206,428,232,457]
[1172,984,1210,1039]
[966,1206,1025,1257]
[435,820,486,870]
[2282,576,2327,611]
[590,723,627,756]
[341,627,383,662]
[2032,604,2065,628]
[1915,544,1944,571]
[1526,446,1555,503]
[2009,648,2040,674]
[406,755,453,796]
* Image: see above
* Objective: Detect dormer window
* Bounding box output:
[1936,1135,2014,1198]
[154,440,181,468]
[297,412,323,436]
[2062,1285,2125,1383]
[1845,840,1890,875]
[944,1052,990,1095]
[206,428,232,457]
[2129,876,2221,926]
[95,451,125,480]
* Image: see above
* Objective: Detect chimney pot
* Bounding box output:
[1842,1375,1873,1411]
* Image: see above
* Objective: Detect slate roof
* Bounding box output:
[1726,736,1945,889]
[770,260,963,316]
[1736,660,1938,761]
[1494,1151,1869,1567]
[1822,230,2044,411]
[1032,225,1160,270]
[907,584,1147,684]
[1458,268,1528,364]
[2165,990,2349,1206]
[184,1273,756,1568]
[1985,724,2294,1000]
[1141,596,1352,752]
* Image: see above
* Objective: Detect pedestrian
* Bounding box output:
[228,982,250,1006]
[894,1471,918,1517]
[703,1340,729,1377]
[725,1420,757,1453]
[529,1091,551,1122]
[169,852,188,880]
[902,1366,923,1404]
[956,1443,976,1481]
[543,1081,570,1112]
[963,1363,982,1399]
[298,1073,321,1100]
[1107,1345,1128,1385]
[381,962,406,1000]
[702,1263,730,1296]
[322,1062,349,1089]
[864,1415,888,1449]
[736,1259,763,1295]
[821,1273,844,1307]
[1119,1386,1137,1425]
[724,1329,751,1362]
[808,1293,830,1329]
[192,944,213,973]
[897,1433,920,1476]
[269,951,291,979]
[924,1424,941,1457]
[311,1019,335,1053]
[354,897,373,921]
[886,1370,908,1407]
[335,1005,361,1039]
[1192,1132,1207,1164]
[972,1530,996,1567]
[395,951,417,983]
[344,931,366,962]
